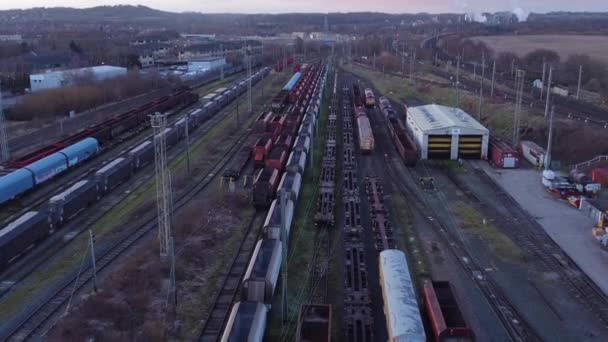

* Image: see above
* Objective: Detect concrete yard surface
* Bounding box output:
[475,161,608,295]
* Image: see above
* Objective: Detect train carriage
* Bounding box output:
[0,211,50,270]
[241,239,282,303]
[49,179,99,227]
[357,116,375,153]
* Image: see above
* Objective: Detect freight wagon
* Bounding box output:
[253,136,274,168]
[379,249,426,342]
[95,157,133,194]
[49,180,99,227]
[263,198,295,240]
[252,167,280,208]
[423,280,475,341]
[293,135,311,155]
[241,239,282,304]
[364,88,376,107]
[518,140,545,167]
[387,117,417,166]
[357,116,375,153]
[296,304,332,342]
[128,140,154,169]
[221,302,267,342]
[490,138,519,169]
[286,150,307,174]
[265,146,288,171]
[0,211,50,270]
[277,171,302,202]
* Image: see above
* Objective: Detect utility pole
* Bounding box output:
[490,60,496,98]
[373,52,376,70]
[185,115,191,174]
[540,60,546,100]
[169,236,176,305]
[280,189,288,323]
[151,113,172,257]
[512,69,526,148]
[544,66,553,120]
[456,55,460,108]
[401,46,405,77]
[478,53,485,120]
[576,65,583,100]
[248,45,252,113]
[511,59,515,77]
[473,62,477,79]
[544,105,555,170]
[89,230,98,293]
[0,81,9,162]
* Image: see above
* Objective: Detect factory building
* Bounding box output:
[406,104,489,160]
[187,57,226,73]
[29,65,127,92]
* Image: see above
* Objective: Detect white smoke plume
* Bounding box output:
[453,0,487,23]
[510,0,529,21]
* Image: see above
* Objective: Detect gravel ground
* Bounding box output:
[476,162,608,296]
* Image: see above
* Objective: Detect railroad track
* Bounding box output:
[0,79,259,299]
[0,106,261,342]
[450,163,608,328]
[196,212,265,342]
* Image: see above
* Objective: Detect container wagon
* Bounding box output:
[0,211,50,270]
[296,304,332,342]
[357,116,375,153]
[378,249,426,342]
[423,280,475,341]
[490,138,519,169]
[252,167,280,208]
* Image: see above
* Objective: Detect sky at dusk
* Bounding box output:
[0,0,606,14]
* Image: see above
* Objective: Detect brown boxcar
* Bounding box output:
[424,280,475,342]
[252,167,280,208]
[388,117,417,166]
[296,304,332,342]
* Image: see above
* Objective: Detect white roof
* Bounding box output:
[379,249,426,341]
[0,211,39,239]
[50,180,89,202]
[129,141,151,154]
[407,104,489,134]
[176,118,186,125]
[96,157,125,174]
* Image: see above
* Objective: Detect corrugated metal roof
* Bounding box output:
[379,249,426,341]
[407,104,489,134]
[0,211,40,239]
[50,180,89,203]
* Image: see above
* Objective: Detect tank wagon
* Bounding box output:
[0,68,270,271]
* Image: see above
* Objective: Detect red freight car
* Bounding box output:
[490,138,519,169]
[388,117,417,166]
[592,167,608,187]
[269,114,286,133]
[274,133,293,150]
[253,135,274,168]
[252,167,280,208]
[265,146,288,171]
[424,280,475,342]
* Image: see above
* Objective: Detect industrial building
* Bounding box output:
[29,65,127,92]
[187,57,226,73]
[406,104,489,160]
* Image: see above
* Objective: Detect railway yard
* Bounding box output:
[1,49,608,342]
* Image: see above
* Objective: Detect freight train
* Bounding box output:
[221,63,328,341]
[379,96,418,166]
[364,88,376,107]
[252,65,319,208]
[0,64,256,207]
[0,68,270,271]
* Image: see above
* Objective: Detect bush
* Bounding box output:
[10,71,170,121]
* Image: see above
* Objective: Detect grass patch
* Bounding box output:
[0,72,290,321]
[451,201,525,262]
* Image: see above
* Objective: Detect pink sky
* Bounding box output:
[0,0,606,14]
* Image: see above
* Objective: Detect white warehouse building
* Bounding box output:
[187,57,226,73]
[29,65,127,92]
[406,104,489,160]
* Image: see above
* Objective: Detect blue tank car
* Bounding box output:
[282,72,302,92]
[58,137,99,167]
[0,169,35,204]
